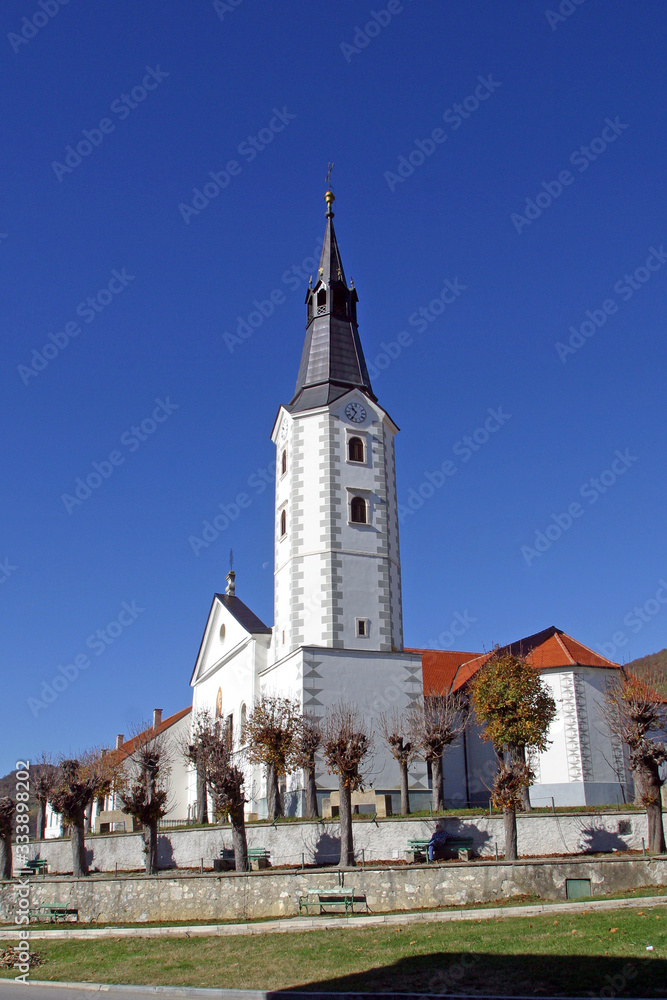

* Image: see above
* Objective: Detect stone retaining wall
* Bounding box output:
[31,810,650,874]
[1,855,665,925]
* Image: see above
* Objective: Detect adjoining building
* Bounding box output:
[44,707,191,839]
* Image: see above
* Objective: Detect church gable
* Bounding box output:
[190,594,271,685]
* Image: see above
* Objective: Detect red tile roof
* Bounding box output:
[111,706,191,763]
[406,649,480,696]
[411,627,620,696]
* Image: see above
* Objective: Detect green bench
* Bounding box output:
[406,838,431,861]
[446,836,475,860]
[406,836,475,862]
[31,904,78,923]
[247,847,270,870]
[21,859,48,876]
[214,847,271,871]
[297,887,367,916]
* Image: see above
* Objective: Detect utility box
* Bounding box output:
[566,878,592,899]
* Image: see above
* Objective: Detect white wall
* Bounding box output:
[26,809,653,874]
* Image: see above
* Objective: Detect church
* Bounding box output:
[187,185,633,818]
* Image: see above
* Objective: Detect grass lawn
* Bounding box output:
[2,907,666,995]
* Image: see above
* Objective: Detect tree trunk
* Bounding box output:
[0,836,12,879]
[144,821,158,874]
[646,799,666,855]
[338,778,354,867]
[643,768,666,854]
[399,757,411,815]
[304,764,319,819]
[520,784,532,811]
[70,812,88,876]
[36,798,47,841]
[431,755,445,812]
[230,805,248,872]
[634,771,646,807]
[196,760,208,824]
[95,793,105,830]
[504,805,518,861]
[266,763,283,820]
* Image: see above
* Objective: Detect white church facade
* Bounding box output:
[187,187,633,819]
[40,187,635,845]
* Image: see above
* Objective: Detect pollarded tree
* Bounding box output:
[294,713,321,819]
[321,703,372,868]
[0,798,15,879]
[602,667,667,854]
[471,652,557,861]
[116,724,171,874]
[245,695,301,820]
[180,710,215,824]
[379,708,415,815]
[408,694,469,812]
[33,756,58,841]
[205,720,248,872]
[49,751,119,877]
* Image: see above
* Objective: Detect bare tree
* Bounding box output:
[49,751,119,877]
[602,667,667,854]
[379,708,415,815]
[0,798,15,879]
[321,703,372,868]
[245,695,301,820]
[205,720,248,871]
[294,713,321,819]
[471,653,556,861]
[408,694,469,812]
[33,756,57,841]
[116,724,171,874]
[179,710,214,824]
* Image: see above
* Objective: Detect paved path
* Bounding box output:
[0,892,665,941]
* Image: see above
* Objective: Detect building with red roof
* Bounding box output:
[45,706,192,839]
[407,626,629,807]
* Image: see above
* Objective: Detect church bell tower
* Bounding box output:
[271,187,404,658]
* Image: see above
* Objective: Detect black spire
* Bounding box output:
[288,188,376,413]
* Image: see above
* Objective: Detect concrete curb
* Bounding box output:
[0,989,661,1000]
[1,892,666,941]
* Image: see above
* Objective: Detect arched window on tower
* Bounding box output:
[332,287,348,318]
[281,449,287,475]
[348,436,364,463]
[350,496,367,524]
[316,288,327,314]
[280,508,287,536]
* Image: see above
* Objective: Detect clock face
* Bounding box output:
[280,421,288,440]
[345,402,366,423]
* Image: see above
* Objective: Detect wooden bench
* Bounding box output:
[406,836,475,862]
[297,887,367,916]
[405,838,431,862]
[32,905,78,923]
[20,859,48,876]
[248,847,270,871]
[214,847,271,871]
[213,848,235,872]
[446,836,475,860]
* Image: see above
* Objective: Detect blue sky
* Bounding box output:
[2,0,666,775]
